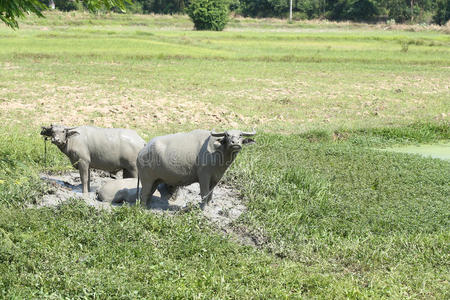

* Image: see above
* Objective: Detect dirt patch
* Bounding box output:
[1,81,252,131]
[39,171,247,230]
[39,170,113,210]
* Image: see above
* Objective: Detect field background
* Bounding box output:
[0,12,449,298]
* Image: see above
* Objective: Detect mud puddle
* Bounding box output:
[39,171,247,230]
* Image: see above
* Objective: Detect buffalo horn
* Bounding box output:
[211,130,226,137]
[241,129,256,136]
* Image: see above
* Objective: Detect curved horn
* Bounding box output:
[241,129,256,136]
[211,130,226,137]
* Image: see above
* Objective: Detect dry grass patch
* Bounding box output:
[0,80,255,132]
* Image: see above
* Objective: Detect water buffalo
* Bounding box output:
[137,129,255,208]
[41,124,145,193]
[97,178,139,204]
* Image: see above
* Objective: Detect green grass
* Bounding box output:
[1,203,306,298]
[0,12,449,298]
[1,126,449,298]
[1,12,449,134]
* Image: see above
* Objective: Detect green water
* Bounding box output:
[384,142,450,161]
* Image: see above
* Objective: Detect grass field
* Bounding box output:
[0,12,449,298]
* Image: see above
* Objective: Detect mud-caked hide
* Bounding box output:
[41,124,146,193]
[137,129,255,208]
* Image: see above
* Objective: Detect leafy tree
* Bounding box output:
[297,0,324,19]
[129,0,190,14]
[384,0,435,22]
[187,0,229,30]
[325,0,378,21]
[239,0,269,17]
[149,0,187,14]
[347,0,378,21]
[268,0,288,16]
[53,0,81,11]
[433,0,450,25]
[0,0,130,28]
[2,0,444,24]
[387,0,411,22]
[228,0,240,11]
[0,0,45,28]
[240,0,292,17]
[326,0,350,20]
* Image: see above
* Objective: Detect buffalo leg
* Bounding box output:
[199,174,212,208]
[123,167,137,178]
[140,184,150,208]
[209,180,218,191]
[78,161,90,193]
[140,179,159,208]
[209,180,218,200]
[159,183,178,200]
[166,185,179,199]
[88,168,91,192]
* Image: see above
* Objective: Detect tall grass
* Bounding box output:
[0,127,70,206]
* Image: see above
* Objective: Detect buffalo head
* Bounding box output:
[40,124,79,147]
[211,129,256,151]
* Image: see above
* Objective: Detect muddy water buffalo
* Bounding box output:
[137,129,255,208]
[97,178,139,204]
[41,124,145,193]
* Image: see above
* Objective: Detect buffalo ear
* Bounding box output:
[65,130,79,139]
[242,138,255,145]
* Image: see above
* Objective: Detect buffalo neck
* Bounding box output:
[56,139,70,155]
[206,137,238,169]
[219,144,240,167]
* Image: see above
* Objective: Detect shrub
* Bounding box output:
[187,0,229,31]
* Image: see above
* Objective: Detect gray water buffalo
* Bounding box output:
[41,124,145,193]
[137,129,255,208]
[97,178,139,204]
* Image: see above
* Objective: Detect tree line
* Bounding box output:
[37,0,450,25]
[237,0,449,24]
